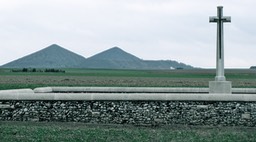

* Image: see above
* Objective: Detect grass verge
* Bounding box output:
[0,122,256,142]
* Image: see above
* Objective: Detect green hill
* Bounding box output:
[81,47,147,69]
[81,47,193,69]
[2,44,86,68]
[2,44,193,69]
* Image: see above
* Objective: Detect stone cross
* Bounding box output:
[209,6,231,81]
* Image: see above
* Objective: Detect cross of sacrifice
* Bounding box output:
[209,6,231,81]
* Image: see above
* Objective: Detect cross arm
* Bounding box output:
[209,16,231,23]
[209,16,218,22]
[222,16,231,22]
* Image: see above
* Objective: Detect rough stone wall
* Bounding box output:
[0,101,255,126]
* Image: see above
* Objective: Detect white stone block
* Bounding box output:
[0,89,34,94]
[34,87,53,93]
[209,81,232,94]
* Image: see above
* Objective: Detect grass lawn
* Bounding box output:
[1,122,256,142]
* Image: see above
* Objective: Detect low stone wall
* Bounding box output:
[1,87,256,126]
[0,100,255,126]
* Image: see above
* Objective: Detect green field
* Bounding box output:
[0,68,255,90]
[1,122,256,142]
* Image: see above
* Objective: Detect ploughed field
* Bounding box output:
[0,68,255,90]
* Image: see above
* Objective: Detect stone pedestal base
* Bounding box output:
[209,81,232,94]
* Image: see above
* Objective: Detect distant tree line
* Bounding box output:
[250,66,256,69]
[11,68,65,73]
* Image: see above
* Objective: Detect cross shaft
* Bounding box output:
[209,6,231,81]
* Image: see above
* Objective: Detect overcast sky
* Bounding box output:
[0,0,255,68]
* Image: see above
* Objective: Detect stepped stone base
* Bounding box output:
[209,81,232,94]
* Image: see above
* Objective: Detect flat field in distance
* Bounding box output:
[0,68,255,90]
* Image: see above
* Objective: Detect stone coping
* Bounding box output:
[0,87,256,101]
[0,89,34,93]
[33,87,256,94]
[0,92,256,101]
[48,87,209,93]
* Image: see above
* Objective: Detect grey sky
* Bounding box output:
[0,0,255,68]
